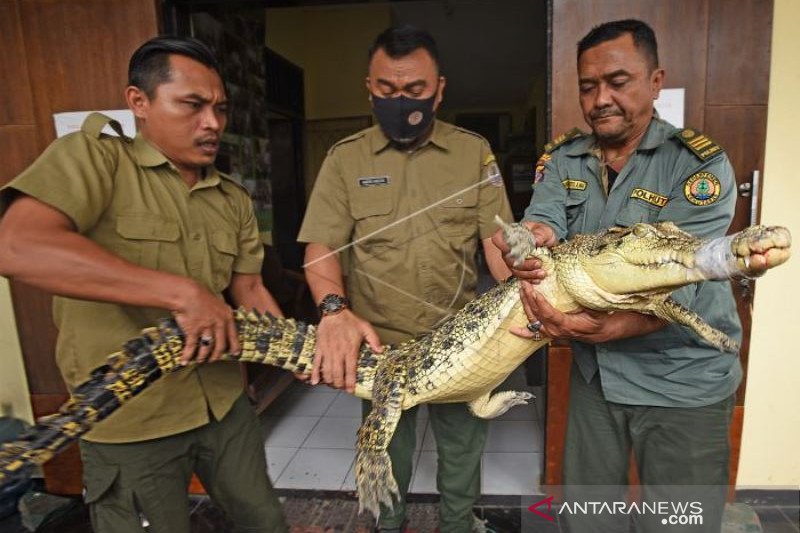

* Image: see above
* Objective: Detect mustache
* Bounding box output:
[590,109,623,120]
[195,136,219,145]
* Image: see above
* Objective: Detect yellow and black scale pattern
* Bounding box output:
[0,309,318,487]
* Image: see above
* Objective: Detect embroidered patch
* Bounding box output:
[684,171,721,206]
[534,153,551,183]
[562,179,587,191]
[358,176,390,187]
[676,129,723,161]
[630,188,668,207]
[484,161,504,187]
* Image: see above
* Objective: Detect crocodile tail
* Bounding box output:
[355,449,400,519]
[233,308,317,375]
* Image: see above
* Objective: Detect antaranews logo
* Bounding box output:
[527,496,704,526]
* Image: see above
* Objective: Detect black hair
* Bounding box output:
[128,36,222,98]
[368,25,442,72]
[577,19,659,71]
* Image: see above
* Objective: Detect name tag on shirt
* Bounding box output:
[358,176,390,187]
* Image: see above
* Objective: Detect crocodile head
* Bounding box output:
[561,221,792,296]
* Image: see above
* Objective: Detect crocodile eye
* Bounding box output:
[632,224,651,238]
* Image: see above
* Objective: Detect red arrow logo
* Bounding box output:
[527,495,555,521]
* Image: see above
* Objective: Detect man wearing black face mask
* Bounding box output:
[298,26,513,533]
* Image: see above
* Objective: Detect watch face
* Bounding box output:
[319,294,349,316]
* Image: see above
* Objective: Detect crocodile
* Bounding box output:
[0,221,790,519]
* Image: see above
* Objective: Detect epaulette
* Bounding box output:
[544,128,586,153]
[674,128,724,161]
[327,129,370,155]
[453,125,489,143]
[218,172,251,194]
[81,112,127,140]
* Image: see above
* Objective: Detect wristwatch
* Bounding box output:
[318,293,350,317]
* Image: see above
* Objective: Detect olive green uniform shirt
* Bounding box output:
[524,118,742,407]
[0,113,264,442]
[298,120,513,344]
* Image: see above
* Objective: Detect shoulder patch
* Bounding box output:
[534,152,551,183]
[544,128,585,153]
[482,154,504,187]
[674,128,724,161]
[684,171,721,206]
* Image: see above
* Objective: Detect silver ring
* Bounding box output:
[199,335,214,347]
[526,321,542,333]
[531,331,543,341]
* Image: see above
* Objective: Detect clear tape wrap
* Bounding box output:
[694,234,743,279]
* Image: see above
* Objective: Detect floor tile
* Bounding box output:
[275,448,355,490]
[304,417,361,449]
[325,391,364,417]
[267,389,337,417]
[410,451,439,494]
[262,415,319,447]
[342,462,357,491]
[264,446,298,481]
[757,507,800,533]
[420,419,437,451]
[415,415,429,451]
[482,452,542,495]
[485,420,544,453]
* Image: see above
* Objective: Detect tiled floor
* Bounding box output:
[261,367,544,496]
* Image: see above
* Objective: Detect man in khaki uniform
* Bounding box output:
[0,37,287,532]
[298,26,512,533]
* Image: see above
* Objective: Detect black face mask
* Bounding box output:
[371,92,437,145]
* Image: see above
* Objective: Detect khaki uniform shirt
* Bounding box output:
[525,118,742,407]
[0,113,264,442]
[298,120,513,345]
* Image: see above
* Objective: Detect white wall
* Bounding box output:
[737,0,800,487]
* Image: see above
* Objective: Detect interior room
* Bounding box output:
[0,0,798,531]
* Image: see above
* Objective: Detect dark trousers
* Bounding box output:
[80,394,288,533]
[363,401,487,533]
[563,366,734,533]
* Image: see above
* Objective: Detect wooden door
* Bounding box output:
[546,0,773,488]
[0,0,160,495]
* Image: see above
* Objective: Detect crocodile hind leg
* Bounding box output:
[355,355,408,520]
[468,391,535,419]
[652,298,739,353]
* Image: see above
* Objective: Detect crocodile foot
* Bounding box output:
[495,216,538,267]
[730,225,791,277]
[469,391,535,419]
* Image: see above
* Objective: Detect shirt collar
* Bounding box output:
[563,116,678,157]
[133,133,221,189]
[370,119,450,154]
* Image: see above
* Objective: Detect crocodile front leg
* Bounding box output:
[468,390,535,419]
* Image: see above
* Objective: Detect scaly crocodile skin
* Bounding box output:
[0,221,791,519]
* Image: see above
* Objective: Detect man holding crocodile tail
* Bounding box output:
[0,37,287,532]
[493,19,740,533]
[299,26,513,533]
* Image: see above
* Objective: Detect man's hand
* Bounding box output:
[511,281,667,343]
[491,221,558,283]
[312,310,383,393]
[172,281,239,365]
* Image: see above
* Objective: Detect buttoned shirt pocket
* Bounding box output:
[565,192,589,233]
[350,187,395,247]
[210,230,238,290]
[435,189,479,237]
[114,213,180,271]
[614,202,660,227]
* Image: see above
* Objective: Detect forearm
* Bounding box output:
[482,237,511,281]
[303,242,346,303]
[585,311,667,343]
[229,274,283,317]
[1,226,197,311]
